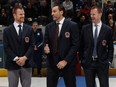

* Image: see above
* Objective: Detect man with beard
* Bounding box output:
[3,5,34,87]
[80,6,114,87]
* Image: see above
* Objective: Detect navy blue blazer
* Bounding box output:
[44,19,79,69]
[33,28,43,53]
[3,24,34,70]
[80,23,114,69]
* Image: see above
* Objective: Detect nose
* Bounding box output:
[51,13,53,16]
[51,11,54,16]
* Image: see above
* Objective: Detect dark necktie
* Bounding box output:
[92,25,98,57]
[18,25,22,40]
[54,23,59,54]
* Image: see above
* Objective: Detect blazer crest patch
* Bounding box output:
[102,40,107,46]
[65,32,70,38]
[25,37,29,43]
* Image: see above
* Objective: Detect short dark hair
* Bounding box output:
[91,5,103,13]
[32,21,39,25]
[53,3,65,16]
[12,5,24,14]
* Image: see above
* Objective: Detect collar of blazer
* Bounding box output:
[90,23,107,44]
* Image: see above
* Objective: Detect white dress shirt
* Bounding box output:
[13,22,23,35]
[57,17,65,36]
[92,21,102,37]
[13,22,23,61]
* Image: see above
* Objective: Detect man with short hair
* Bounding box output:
[44,4,79,87]
[3,5,34,87]
[80,5,114,87]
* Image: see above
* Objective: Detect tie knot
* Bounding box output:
[56,23,60,26]
[95,24,98,27]
[18,25,21,28]
[18,24,21,27]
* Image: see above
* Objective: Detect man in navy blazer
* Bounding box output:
[3,6,34,87]
[32,21,43,76]
[44,4,79,87]
[80,6,114,87]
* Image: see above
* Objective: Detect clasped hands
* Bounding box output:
[16,56,27,66]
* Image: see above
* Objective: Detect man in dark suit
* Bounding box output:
[79,6,114,87]
[32,21,43,77]
[3,5,34,87]
[44,4,79,87]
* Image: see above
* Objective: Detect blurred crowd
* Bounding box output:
[0,0,116,27]
[0,0,116,41]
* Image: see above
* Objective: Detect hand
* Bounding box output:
[44,44,50,54]
[113,41,116,44]
[57,60,67,69]
[16,56,27,66]
[34,45,37,50]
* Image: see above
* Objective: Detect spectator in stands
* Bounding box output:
[32,21,43,77]
[39,0,49,25]
[62,0,73,18]
[25,2,35,25]
[103,1,114,23]
[78,14,90,33]
[0,8,8,26]
[72,10,81,24]
[3,5,34,87]
[106,13,116,43]
[80,3,90,17]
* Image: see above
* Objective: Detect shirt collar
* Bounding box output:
[13,21,23,27]
[93,21,102,27]
[57,17,65,25]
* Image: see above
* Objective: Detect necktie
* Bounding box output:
[18,25,22,40]
[54,23,59,54]
[92,25,98,57]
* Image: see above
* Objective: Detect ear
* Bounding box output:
[100,12,102,16]
[60,10,63,15]
[13,13,15,18]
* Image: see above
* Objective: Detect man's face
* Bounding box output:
[90,8,102,24]
[51,6,63,22]
[13,9,25,23]
[32,23,39,31]
[108,14,113,19]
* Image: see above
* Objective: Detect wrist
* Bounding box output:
[23,56,27,60]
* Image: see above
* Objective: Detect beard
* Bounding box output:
[19,17,25,22]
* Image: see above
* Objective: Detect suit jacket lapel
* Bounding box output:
[53,22,57,33]
[89,23,94,43]
[59,19,68,38]
[11,24,20,41]
[22,24,27,37]
[97,24,106,44]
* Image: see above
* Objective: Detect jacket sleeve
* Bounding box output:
[107,27,114,63]
[65,22,80,63]
[24,28,34,59]
[3,28,17,61]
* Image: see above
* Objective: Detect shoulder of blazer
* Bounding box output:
[63,19,77,26]
[23,24,33,33]
[45,21,56,30]
[46,21,55,26]
[82,23,92,31]
[102,23,112,31]
[23,24,32,30]
[3,24,14,33]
